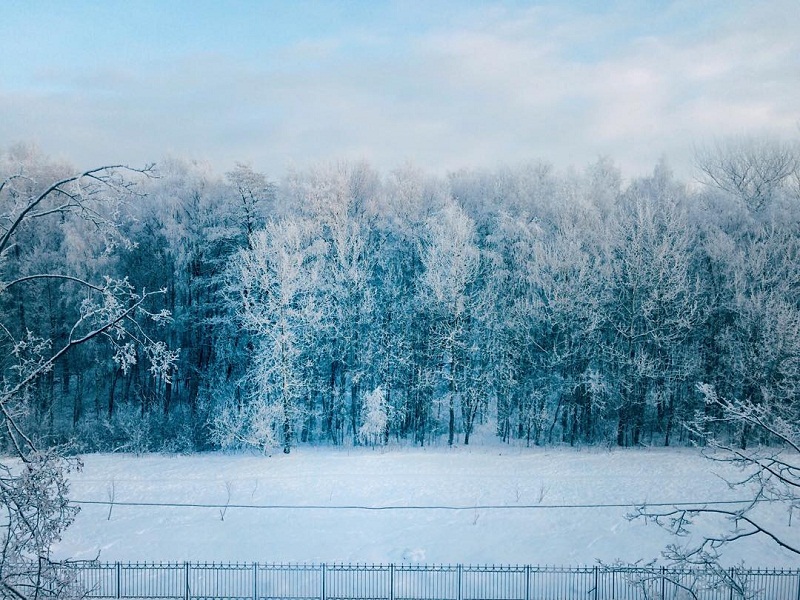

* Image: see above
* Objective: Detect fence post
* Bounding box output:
[593,565,599,600]
[524,565,530,600]
[321,563,327,600]
[115,562,121,599]
[457,564,462,600]
[253,562,258,600]
[661,566,665,600]
[184,561,190,600]
[390,563,395,600]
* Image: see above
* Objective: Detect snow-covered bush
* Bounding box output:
[359,386,388,446]
[210,398,282,454]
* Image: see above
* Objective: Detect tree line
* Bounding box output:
[3,138,799,455]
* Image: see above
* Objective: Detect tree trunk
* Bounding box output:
[108,367,120,419]
[351,381,359,446]
[448,392,455,446]
[72,372,83,427]
[448,352,456,446]
[664,393,675,447]
[617,404,627,446]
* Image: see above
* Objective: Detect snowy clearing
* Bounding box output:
[53,446,798,568]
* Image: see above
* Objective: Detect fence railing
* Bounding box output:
[65,561,800,600]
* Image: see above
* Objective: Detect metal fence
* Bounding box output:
[66,562,800,600]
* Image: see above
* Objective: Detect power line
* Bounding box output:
[69,499,756,511]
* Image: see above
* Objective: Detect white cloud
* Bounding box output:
[0,1,797,180]
[434,0,787,176]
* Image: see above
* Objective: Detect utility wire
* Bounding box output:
[69,499,757,511]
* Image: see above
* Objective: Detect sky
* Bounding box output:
[1,1,798,179]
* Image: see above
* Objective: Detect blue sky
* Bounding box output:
[2,1,798,178]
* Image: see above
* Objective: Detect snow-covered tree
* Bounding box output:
[419,200,481,445]
[600,165,705,446]
[225,162,274,248]
[358,386,388,447]
[223,218,326,453]
[375,165,446,445]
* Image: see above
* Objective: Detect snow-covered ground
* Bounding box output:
[52,445,798,567]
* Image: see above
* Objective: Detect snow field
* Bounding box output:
[53,446,798,567]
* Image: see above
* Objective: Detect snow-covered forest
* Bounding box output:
[2,139,799,456]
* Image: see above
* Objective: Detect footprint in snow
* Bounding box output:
[402,548,426,562]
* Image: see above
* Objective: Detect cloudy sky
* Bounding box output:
[1,1,798,178]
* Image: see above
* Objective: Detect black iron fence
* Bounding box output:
[65,561,800,600]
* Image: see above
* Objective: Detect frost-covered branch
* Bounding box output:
[0,274,105,294]
[632,382,800,568]
[631,504,800,561]
[0,157,168,599]
[0,163,155,258]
